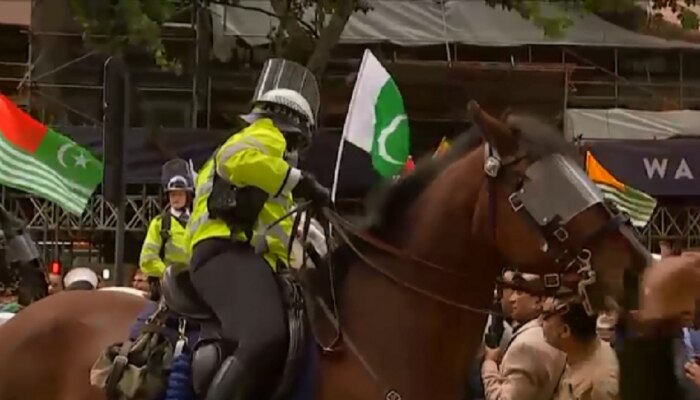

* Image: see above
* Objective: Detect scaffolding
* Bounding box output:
[0,1,204,266]
[25,1,203,128]
[1,3,700,255]
[638,206,700,250]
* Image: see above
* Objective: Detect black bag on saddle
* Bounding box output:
[90,304,178,400]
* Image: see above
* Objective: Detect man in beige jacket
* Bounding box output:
[542,298,620,400]
[481,273,567,400]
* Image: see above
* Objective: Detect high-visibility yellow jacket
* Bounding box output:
[139,212,190,277]
[187,118,299,270]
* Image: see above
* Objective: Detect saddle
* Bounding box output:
[160,264,309,399]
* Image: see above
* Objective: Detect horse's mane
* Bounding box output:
[364,111,574,239]
[310,111,574,300]
[364,126,483,238]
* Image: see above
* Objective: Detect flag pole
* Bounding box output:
[330,49,370,203]
[330,133,346,203]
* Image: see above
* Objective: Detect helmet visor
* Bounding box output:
[253,59,320,123]
[161,158,193,191]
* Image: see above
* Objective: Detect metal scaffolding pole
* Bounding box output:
[103,56,129,286]
[192,0,200,129]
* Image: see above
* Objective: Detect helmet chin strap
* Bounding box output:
[170,204,190,213]
[284,150,299,168]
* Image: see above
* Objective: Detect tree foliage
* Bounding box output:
[69,0,183,71]
[68,0,700,75]
[488,0,700,35]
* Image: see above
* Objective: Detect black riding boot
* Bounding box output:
[204,355,250,400]
[190,239,288,400]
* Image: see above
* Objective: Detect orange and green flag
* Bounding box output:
[585,150,656,228]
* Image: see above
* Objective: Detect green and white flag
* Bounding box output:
[331,49,410,199]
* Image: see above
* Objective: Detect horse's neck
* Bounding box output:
[338,151,501,399]
[404,147,500,281]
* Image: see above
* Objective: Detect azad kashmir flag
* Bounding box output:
[0,95,103,215]
[585,150,656,228]
[332,49,410,198]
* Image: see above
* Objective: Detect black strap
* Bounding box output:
[286,210,304,267]
[159,210,171,261]
[105,340,133,399]
[210,145,248,243]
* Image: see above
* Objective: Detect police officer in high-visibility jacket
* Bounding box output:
[187,59,330,400]
[139,159,194,286]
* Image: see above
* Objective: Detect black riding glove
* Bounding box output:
[147,276,162,302]
[294,173,331,207]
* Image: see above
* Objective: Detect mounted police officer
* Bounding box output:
[139,159,194,295]
[0,205,46,305]
[187,58,330,400]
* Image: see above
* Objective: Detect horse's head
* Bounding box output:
[468,101,649,314]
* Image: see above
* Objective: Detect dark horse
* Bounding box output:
[0,102,648,400]
[0,204,47,307]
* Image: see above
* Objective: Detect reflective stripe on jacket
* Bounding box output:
[187,118,300,270]
[139,213,190,277]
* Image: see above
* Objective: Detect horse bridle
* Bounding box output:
[483,142,629,315]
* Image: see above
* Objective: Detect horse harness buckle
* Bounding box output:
[542,273,561,289]
[174,318,188,357]
[553,227,569,242]
[484,156,501,178]
[113,354,128,369]
[507,192,524,212]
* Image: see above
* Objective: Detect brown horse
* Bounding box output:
[0,102,648,400]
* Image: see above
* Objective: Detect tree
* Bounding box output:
[68,0,699,76]
[68,0,184,71]
[495,0,699,34]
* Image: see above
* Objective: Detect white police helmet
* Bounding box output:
[255,88,315,129]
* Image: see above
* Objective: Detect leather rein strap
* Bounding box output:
[324,209,494,316]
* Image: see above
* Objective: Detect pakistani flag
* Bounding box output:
[0,94,103,215]
[331,50,410,198]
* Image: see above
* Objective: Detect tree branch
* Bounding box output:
[305,0,356,76]
[229,3,319,39]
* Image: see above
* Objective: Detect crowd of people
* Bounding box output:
[5,55,700,400]
[465,255,700,400]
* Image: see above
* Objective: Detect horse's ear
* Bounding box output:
[468,101,517,155]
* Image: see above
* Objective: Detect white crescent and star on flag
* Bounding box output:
[57,143,90,169]
[377,114,408,165]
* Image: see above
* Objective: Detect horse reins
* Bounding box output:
[268,202,498,400]
[324,209,494,315]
